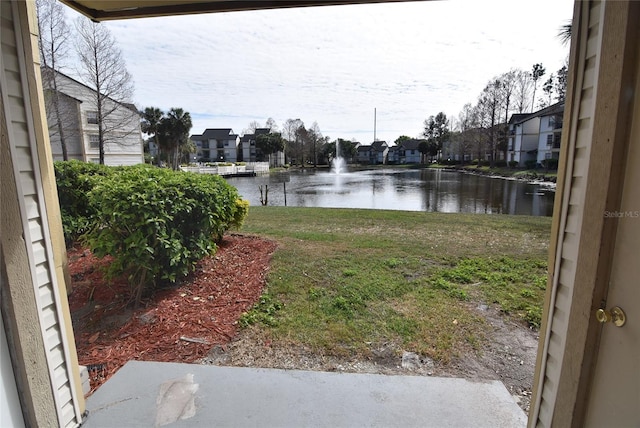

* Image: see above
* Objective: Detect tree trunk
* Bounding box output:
[47,63,69,160]
[51,85,68,160]
[98,105,105,165]
[489,107,496,168]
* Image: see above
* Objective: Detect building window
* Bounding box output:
[202,141,209,149]
[87,111,98,125]
[550,115,563,129]
[546,134,553,145]
[545,152,552,159]
[89,134,99,148]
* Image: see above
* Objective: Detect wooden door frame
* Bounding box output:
[4,0,639,425]
[530,1,640,426]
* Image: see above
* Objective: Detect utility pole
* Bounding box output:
[374,108,377,142]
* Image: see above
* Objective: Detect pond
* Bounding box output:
[226,167,556,216]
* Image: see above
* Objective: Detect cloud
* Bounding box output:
[63,0,576,142]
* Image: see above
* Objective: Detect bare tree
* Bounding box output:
[243,120,261,135]
[295,124,309,167]
[498,70,519,160]
[478,78,504,167]
[471,101,489,163]
[514,69,533,113]
[454,103,478,164]
[265,117,279,132]
[499,70,518,122]
[37,0,74,160]
[282,118,300,143]
[307,121,323,167]
[76,17,136,164]
[282,118,304,164]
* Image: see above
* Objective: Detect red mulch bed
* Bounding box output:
[67,234,277,394]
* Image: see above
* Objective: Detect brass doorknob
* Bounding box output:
[596,306,626,327]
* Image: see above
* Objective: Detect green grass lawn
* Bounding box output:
[239,206,551,363]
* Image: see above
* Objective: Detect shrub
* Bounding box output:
[86,165,247,303]
[542,158,559,170]
[524,160,538,170]
[494,160,507,168]
[508,161,519,168]
[54,160,113,245]
[230,198,250,230]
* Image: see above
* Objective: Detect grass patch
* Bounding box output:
[240,207,550,363]
[429,257,548,327]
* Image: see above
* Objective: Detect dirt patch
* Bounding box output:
[450,304,539,412]
[200,306,538,413]
[69,234,538,413]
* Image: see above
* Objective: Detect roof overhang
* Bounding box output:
[59,0,422,21]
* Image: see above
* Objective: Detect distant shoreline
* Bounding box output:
[276,163,558,188]
[445,166,557,188]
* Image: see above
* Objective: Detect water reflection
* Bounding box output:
[225,168,555,216]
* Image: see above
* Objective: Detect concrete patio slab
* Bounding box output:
[83,360,526,427]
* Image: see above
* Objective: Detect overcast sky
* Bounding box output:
[64,0,574,143]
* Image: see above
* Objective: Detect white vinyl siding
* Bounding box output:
[44,71,143,165]
[1,1,82,426]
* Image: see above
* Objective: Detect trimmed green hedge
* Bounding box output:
[54,160,113,244]
[54,162,249,303]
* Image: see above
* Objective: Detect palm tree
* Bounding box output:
[164,108,192,170]
[531,63,546,111]
[140,106,163,164]
[558,20,572,46]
